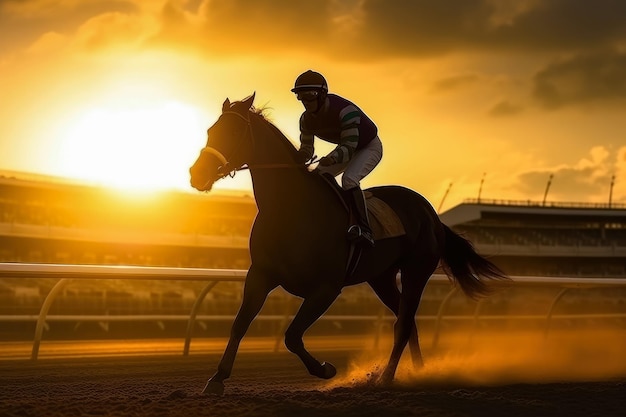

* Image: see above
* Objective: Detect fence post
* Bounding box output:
[184,281,219,356]
[32,278,70,360]
[543,287,570,340]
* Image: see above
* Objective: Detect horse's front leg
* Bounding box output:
[203,268,275,395]
[284,284,341,379]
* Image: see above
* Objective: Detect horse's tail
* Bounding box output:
[440,224,509,299]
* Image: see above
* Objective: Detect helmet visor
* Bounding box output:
[296,90,320,102]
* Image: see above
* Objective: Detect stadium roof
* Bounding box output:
[440,198,626,226]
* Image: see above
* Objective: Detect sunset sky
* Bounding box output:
[1,0,625,211]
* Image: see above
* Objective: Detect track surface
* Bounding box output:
[1,347,624,417]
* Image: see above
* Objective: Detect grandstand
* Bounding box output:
[1,172,624,342]
[3,171,624,277]
[0,171,255,269]
[440,198,626,278]
[0,171,261,340]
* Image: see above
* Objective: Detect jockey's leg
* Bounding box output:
[346,186,375,247]
[342,137,382,247]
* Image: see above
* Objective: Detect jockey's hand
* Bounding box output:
[296,150,311,164]
[319,155,337,166]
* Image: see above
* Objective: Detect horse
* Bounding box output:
[189,93,508,395]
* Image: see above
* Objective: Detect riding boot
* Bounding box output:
[346,187,375,247]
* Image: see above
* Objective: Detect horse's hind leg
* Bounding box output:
[284,284,341,379]
[379,263,432,384]
[368,268,423,368]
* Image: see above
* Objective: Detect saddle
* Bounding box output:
[317,172,406,279]
[319,173,406,241]
[363,191,406,240]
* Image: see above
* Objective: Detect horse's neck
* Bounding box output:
[248,118,335,215]
[249,166,312,213]
[247,118,349,265]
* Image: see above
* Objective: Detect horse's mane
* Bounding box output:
[247,105,300,158]
[226,97,304,164]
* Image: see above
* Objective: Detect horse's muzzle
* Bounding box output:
[189,164,215,192]
[190,179,213,192]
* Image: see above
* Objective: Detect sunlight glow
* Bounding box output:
[56,100,208,191]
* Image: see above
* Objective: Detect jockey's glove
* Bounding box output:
[296,149,311,164]
[319,155,337,166]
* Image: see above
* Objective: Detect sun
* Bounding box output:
[55,100,209,191]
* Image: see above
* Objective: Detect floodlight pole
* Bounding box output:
[608,174,615,208]
[437,182,452,213]
[477,173,485,203]
[542,174,553,206]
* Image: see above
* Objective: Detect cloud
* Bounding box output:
[532,49,626,109]
[358,0,495,56]
[0,1,138,54]
[148,0,336,57]
[72,11,152,53]
[488,100,524,117]
[139,0,626,60]
[4,0,626,63]
[0,0,137,19]
[430,74,480,93]
[24,31,67,55]
[490,0,626,51]
[351,0,626,57]
[514,146,624,202]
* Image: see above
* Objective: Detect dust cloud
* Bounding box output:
[326,325,626,389]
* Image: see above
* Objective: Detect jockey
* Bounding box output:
[292,70,383,247]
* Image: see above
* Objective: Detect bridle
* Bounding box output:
[200,110,310,190]
[201,111,254,182]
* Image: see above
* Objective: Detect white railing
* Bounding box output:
[1,263,625,360]
[462,198,626,210]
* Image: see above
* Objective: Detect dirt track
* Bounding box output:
[1,347,625,417]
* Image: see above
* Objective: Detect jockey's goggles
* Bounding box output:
[296,90,320,102]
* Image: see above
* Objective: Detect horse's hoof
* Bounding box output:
[376,371,394,386]
[202,379,225,396]
[319,362,337,379]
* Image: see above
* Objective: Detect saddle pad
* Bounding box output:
[365,194,406,240]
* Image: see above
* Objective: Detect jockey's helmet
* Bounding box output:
[291,70,328,93]
[292,70,328,112]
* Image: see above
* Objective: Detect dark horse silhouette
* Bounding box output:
[189,94,508,395]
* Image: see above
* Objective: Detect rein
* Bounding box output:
[201,111,310,183]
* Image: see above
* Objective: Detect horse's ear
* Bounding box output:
[241,92,255,110]
[222,98,231,113]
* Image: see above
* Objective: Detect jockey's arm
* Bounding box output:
[297,112,315,162]
[326,105,360,164]
[298,132,315,162]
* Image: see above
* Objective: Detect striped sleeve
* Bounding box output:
[298,115,315,160]
[329,104,360,163]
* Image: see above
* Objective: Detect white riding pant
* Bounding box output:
[317,136,383,190]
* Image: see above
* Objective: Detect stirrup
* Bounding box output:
[347,225,375,247]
